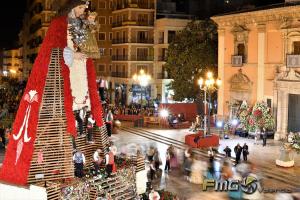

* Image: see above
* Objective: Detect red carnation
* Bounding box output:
[248,118,254,125]
[254,110,262,117]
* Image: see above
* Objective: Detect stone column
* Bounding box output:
[217,29,225,116]
[257,24,266,101]
[275,90,288,140]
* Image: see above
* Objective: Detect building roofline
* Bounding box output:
[212,2,300,18]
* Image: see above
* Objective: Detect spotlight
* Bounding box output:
[231,119,239,126]
[160,109,169,118]
[216,121,223,128]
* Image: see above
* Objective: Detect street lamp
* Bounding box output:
[133,69,151,106]
[198,71,221,137]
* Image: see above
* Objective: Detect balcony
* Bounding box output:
[112,21,123,28]
[112,38,128,44]
[158,38,164,44]
[112,55,129,61]
[157,73,170,79]
[157,56,167,62]
[131,55,153,61]
[111,72,128,78]
[112,20,154,28]
[131,38,154,44]
[231,55,243,67]
[113,2,155,11]
[136,20,154,26]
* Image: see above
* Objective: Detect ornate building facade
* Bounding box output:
[212,2,300,139]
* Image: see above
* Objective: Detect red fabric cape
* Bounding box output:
[0,16,104,186]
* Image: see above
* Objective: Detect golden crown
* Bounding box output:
[88,11,98,16]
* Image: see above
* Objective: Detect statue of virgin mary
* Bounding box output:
[0,0,104,185]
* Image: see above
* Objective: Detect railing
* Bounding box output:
[136,20,154,26]
[231,55,243,67]
[113,2,154,10]
[112,55,129,61]
[157,56,166,61]
[158,38,164,44]
[112,20,154,27]
[157,73,170,79]
[131,55,154,61]
[112,38,128,44]
[112,21,123,28]
[131,38,154,44]
[111,72,128,78]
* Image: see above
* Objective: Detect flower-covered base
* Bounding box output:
[275,159,294,168]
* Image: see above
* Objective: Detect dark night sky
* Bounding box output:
[0,0,27,49]
[0,0,286,49]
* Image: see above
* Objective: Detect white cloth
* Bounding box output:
[105,154,109,165]
[63,47,74,67]
[93,151,100,162]
[190,160,206,184]
[88,117,95,124]
[99,79,108,88]
[149,191,160,200]
[72,153,86,164]
[66,27,90,111]
[79,109,86,120]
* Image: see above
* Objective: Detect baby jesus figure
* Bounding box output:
[79,10,100,59]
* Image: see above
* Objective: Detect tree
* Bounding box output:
[165,20,217,102]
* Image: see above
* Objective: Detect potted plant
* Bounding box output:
[276,139,295,168]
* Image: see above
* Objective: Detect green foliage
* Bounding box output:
[165,20,218,101]
[292,134,300,153]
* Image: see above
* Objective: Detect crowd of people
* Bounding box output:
[143,142,257,200]
[110,104,156,117]
[0,78,26,149]
[0,79,26,120]
[72,145,117,179]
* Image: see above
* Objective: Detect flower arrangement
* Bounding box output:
[237,101,275,132]
[292,133,300,153]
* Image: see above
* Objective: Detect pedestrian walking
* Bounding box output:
[149,160,156,181]
[234,143,242,165]
[153,148,161,171]
[242,143,249,161]
[223,146,232,157]
[106,110,114,137]
[262,128,267,147]
[147,146,155,162]
[208,147,215,164]
[164,149,171,172]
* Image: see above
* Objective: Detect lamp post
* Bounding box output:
[198,71,221,137]
[133,69,151,107]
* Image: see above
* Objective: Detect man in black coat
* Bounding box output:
[242,143,249,161]
[223,146,232,157]
[234,143,242,165]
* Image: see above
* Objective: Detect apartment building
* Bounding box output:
[19,0,56,78]
[2,48,23,78]
[94,0,192,105]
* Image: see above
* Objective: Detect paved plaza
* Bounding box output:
[111,125,300,200]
